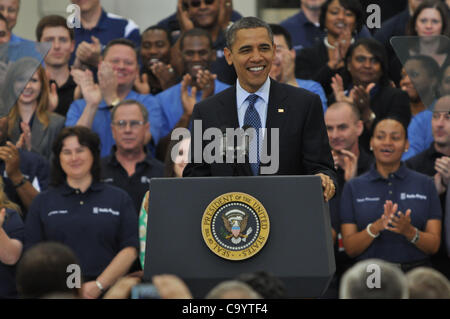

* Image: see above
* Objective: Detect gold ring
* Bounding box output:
[226,2,231,6]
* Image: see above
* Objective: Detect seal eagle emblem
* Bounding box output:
[201,192,270,261]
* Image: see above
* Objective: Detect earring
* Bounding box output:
[370,146,373,151]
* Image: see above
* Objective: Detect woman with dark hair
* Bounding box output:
[406,0,449,66]
[295,0,367,96]
[2,58,64,160]
[390,0,450,85]
[332,38,411,152]
[340,117,441,272]
[24,126,139,299]
[138,136,190,268]
[439,62,450,97]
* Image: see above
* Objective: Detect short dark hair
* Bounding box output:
[51,126,101,186]
[36,15,74,41]
[269,24,292,50]
[16,242,80,298]
[179,28,213,52]
[345,38,390,87]
[143,25,172,45]
[327,101,362,121]
[226,16,273,49]
[371,115,409,140]
[102,38,138,60]
[319,0,364,34]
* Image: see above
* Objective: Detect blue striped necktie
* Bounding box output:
[244,94,261,176]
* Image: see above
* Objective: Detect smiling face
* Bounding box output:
[371,119,409,167]
[140,29,171,70]
[187,0,219,29]
[111,103,149,153]
[324,0,357,37]
[41,26,75,68]
[415,8,443,36]
[181,35,213,80]
[347,45,383,86]
[224,27,275,93]
[59,135,94,181]
[0,0,19,31]
[103,44,139,88]
[17,71,41,105]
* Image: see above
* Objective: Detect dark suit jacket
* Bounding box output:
[183,79,337,186]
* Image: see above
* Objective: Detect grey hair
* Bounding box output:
[111,99,149,123]
[406,267,450,299]
[339,259,409,299]
[206,280,263,299]
[225,17,274,50]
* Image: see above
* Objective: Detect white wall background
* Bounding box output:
[14,0,258,40]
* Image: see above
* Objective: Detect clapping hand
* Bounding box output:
[181,74,197,116]
[196,69,216,99]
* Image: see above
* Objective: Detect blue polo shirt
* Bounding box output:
[9,33,30,44]
[70,9,141,65]
[296,78,327,113]
[0,209,24,299]
[402,110,433,160]
[156,79,230,138]
[24,182,139,281]
[65,90,164,157]
[340,164,441,264]
[0,148,49,216]
[281,11,372,54]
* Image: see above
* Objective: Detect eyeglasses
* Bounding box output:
[112,120,145,130]
[188,0,215,8]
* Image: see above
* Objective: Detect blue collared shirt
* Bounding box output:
[340,164,441,263]
[9,33,31,44]
[296,78,327,113]
[156,79,230,138]
[65,90,163,157]
[70,9,140,65]
[402,110,433,160]
[236,77,271,136]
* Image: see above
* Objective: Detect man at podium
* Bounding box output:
[183,17,337,202]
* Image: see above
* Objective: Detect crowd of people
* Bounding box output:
[0,0,450,299]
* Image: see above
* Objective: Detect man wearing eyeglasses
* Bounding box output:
[101,99,164,215]
[406,96,450,280]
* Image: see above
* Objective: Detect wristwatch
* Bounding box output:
[410,227,419,244]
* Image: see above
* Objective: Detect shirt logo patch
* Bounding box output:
[93,207,120,216]
[400,193,427,200]
[356,197,380,203]
[48,210,68,217]
[141,176,151,184]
